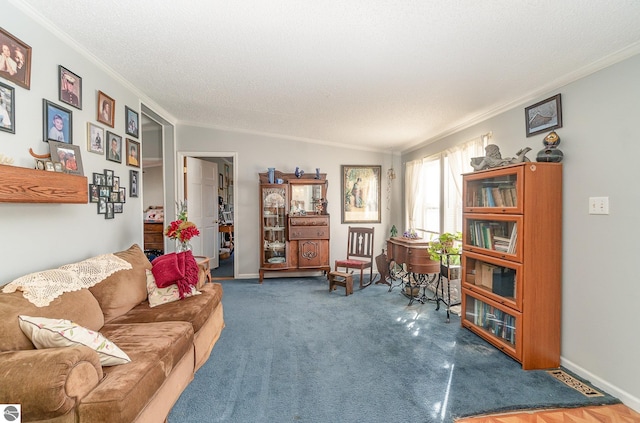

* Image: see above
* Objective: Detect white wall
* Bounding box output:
[175,125,402,278]
[0,3,146,282]
[404,54,640,411]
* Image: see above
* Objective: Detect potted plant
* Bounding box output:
[428,232,462,264]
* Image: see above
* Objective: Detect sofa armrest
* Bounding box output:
[0,346,103,421]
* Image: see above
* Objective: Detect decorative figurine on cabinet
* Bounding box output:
[470,144,532,171]
[536,131,564,162]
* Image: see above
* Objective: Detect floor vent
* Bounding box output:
[547,370,604,397]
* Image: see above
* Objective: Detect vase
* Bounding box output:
[176,240,192,252]
[267,168,275,184]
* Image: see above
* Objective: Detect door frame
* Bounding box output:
[177,151,238,278]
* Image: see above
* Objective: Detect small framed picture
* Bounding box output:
[125,106,139,138]
[525,94,562,137]
[104,169,114,186]
[43,99,72,144]
[0,28,32,90]
[53,162,64,172]
[114,203,123,213]
[87,122,104,154]
[119,187,126,203]
[58,66,81,109]
[93,172,106,186]
[49,140,84,176]
[0,81,15,134]
[126,138,140,167]
[34,158,46,170]
[112,175,120,191]
[99,186,110,197]
[130,170,139,198]
[106,131,122,163]
[45,161,55,172]
[89,184,99,203]
[98,197,107,214]
[110,191,120,202]
[97,90,115,127]
[105,202,114,219]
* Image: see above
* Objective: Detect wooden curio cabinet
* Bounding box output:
[461,162,562,370]
[259,171,330,282]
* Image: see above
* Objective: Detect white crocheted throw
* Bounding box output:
[2,254,132,307]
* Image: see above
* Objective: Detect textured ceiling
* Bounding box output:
[14,0,640,152]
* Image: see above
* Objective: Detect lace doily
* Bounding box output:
[2,254,132,307]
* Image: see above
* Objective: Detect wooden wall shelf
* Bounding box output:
[0,164,88,204]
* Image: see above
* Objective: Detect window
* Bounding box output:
[405,136,487,236]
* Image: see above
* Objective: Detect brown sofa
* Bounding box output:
[0,244,225,423]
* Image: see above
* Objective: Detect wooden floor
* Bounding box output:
[456,403,640,422]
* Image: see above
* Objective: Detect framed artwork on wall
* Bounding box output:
[87,122,104,154]
[48,140,83,176]
[525,94,562,137]
[130,170,139,197]
[43,100,72,144]
[125,106,139,138]
[97,90,115,127]
[341,165,381,223]
[106,131,122,163]
[126,138,140,167]
[0,28,32,89]
[58,66,81,109]
[0,81,15,133]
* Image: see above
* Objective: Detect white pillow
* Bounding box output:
[146,269,200,308]
[18,315,130,366]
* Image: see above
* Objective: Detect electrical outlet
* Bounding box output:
[589,197,609,215]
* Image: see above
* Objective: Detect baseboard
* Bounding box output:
[561,356,640,412]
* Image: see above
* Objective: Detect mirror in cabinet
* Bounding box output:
[289,179,327,215]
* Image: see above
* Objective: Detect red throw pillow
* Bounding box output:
[151,253,182,288]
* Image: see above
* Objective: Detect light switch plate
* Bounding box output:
[589,197,609,215]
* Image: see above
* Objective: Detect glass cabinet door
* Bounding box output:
[261,186,288,266]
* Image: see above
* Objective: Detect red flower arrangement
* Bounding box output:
[165,220,200,242]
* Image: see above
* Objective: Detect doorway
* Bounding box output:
[179,152,237,280]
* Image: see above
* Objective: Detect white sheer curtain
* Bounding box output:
[404,159,423,230]
[404,135,487,235]
[443,138,486,233]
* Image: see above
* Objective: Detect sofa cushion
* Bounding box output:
[108,283,223,333]
[146,270,200,308]
[78,322,193,423]
[0,289,104,352]
[18,315,130,366]
[89,244,151,323]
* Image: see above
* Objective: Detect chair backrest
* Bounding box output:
[346,226,375,260]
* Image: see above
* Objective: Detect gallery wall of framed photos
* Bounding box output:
[0,25,143,223]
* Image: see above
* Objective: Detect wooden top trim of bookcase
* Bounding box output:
[0,164,88,204]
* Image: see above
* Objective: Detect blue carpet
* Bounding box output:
[169,277,619,422]
[211,253,234,279]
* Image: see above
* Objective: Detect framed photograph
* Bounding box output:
[125,106,139,138]
[43,99,72,144]
[224,163,230,186]
[87,122,104,154]
[0,28,32,90]
[99,186,110,197]
[119,187,126,203]
[104,169,114,186]
[0,81,15,133]
[126,138,140,167]
[219,173,224,188]
[48,140,84,176]
[53,162,63,172]
[112,175,120,191]
[45,161,55,172]
[58,66,81,109]
[89,184,99,203]
[525,93,562,137]
[97,90,115,127]
[130,170,139,197]
[114,203,123,213]
[93,172,105,186]
[341,165,381,223]
[105,203,114,219]
[110,190,120,202]
[98,197,107,214]
[106,131,122,163]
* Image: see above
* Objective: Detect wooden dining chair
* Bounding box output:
[334,226,376,288]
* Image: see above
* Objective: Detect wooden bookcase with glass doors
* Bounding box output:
[461,162,562,370]
[259,171,330,282]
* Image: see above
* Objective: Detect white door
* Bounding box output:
[186,157,219,268]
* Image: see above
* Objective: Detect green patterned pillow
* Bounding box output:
[18,315,130,366]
